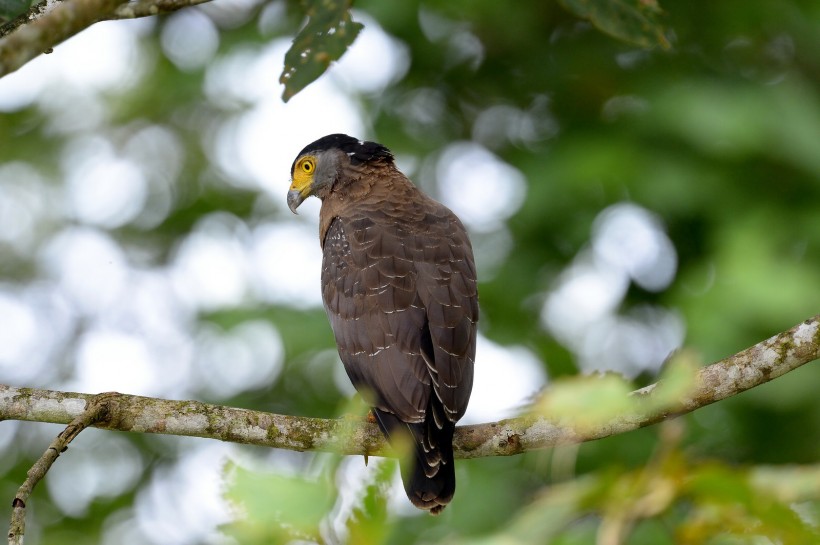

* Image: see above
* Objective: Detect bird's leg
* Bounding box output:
[362,409,379,466]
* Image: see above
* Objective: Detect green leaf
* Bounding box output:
[345,459,394,545]
[643,349,699,412]
[532,373,634,432]
[458,476,601,545]
[223,462,338,543]
[559,0,670,49]
[0,0,31,23]
[682,464,820,543]
[280,0,364,102]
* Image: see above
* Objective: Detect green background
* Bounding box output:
[1,0,819,543]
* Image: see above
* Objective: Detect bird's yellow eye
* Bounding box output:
[302,159,314,173]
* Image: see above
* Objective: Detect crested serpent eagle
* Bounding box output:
[287,134,478,514]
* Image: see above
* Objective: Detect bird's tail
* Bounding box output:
[373,407,456,515]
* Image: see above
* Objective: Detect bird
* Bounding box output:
[287,134,478,514]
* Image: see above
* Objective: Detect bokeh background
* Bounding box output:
[0,0,819,543]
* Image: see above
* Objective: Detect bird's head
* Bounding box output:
[287,133,393,213]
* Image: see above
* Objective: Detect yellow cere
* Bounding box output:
[290,156,316,192]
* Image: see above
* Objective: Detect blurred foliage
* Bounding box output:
[531,349,699,433]
[1,0,820,543]
[223,421,820,545]
[225,460,338,542]
[224,452,397,544]
[559,0,669,49]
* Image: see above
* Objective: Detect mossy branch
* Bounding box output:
[0,315,817,459]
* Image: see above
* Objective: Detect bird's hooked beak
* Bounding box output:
[287,188,306,214]
[287,171,312,214]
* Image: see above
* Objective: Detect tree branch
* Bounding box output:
[111,0,213,20]
[1,316,817,459]
[0,0,224,78]
[7,393,116,545]
[0,0,128,77]
[0,0,214,42]
[0,0,58,39]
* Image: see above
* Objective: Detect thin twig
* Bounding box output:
[0,316,817,460]
[7,392,115,545]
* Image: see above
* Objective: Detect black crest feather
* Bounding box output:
[295,134,394,167]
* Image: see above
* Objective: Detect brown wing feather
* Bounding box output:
[414,208,478,421]
[320,168,478,512]
[322,198,477,419]
[322,216,431,422]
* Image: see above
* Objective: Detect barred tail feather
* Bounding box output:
[373,408,456,514]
